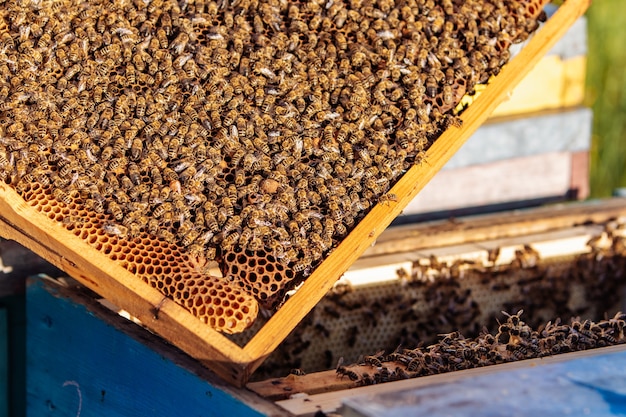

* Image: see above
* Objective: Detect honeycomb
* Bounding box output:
[333,310,626,386]
[19,181,258,332]
[251,222,626,378]
[0,0,547,332]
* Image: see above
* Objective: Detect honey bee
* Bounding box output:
[107,200,124,221]
[221,231,241,251]
[157,229,175,242]
[441,85,455,107]
[153,202,173,219]
[378,193,398,205]
[125,162,140,185]
[362,350,385,368]
[425,76,438,98]
[289,368,306,377]
[53,188,73,204]
[102,223,128,238]
[336,358,359,381]
[155,28,168,48]
[292,256,311,274]
[221,196,234,216]
[56,48,70,67]
[170,32,189,54]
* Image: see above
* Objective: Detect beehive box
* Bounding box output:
[0,0,590,386]
[18,198,626,417]
[244,198,626,383]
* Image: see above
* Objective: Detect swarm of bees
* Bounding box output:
[333,310,626,386]
[249,222,626,379]
[0,0,546,328]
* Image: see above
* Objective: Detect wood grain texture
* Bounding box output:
[243,0,592,372]
[0,186,252,387]
[25,277,284,417]
[363,198,626,258]
[273,345,626,416]
[341,347,626,417]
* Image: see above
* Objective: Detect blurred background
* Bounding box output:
[586,0,626,197]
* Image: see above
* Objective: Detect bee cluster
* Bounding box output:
[249,221,626,379]
[0,0,546,328]
[334,310,626,386]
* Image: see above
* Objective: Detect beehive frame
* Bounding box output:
[0,0,590,386]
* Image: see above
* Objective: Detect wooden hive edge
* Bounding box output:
[265,344,626,415]
[242,0,592,374]
[363,197,626,258]
[0,183,254,387]
[26,275,290,415]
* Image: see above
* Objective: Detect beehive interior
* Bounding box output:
[0,0,547,332]
[247,219,626,380]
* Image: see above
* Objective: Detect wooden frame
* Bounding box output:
[271,344,626,416]
[0,0,591,386]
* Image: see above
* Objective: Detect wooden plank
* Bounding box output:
[355,223,608,286]
[341,347,626,417]
[404,151,572,215]
[25,276,287,417]
[272,345,626,416]
[0,307,7,417]
[242,0,591,374]
[0,192,253,387]
[443,107,592,171]
[364,198,626,258]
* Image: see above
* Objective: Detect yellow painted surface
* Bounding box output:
[491,55,586,117]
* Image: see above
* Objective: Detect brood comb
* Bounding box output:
[0,0,551,334]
